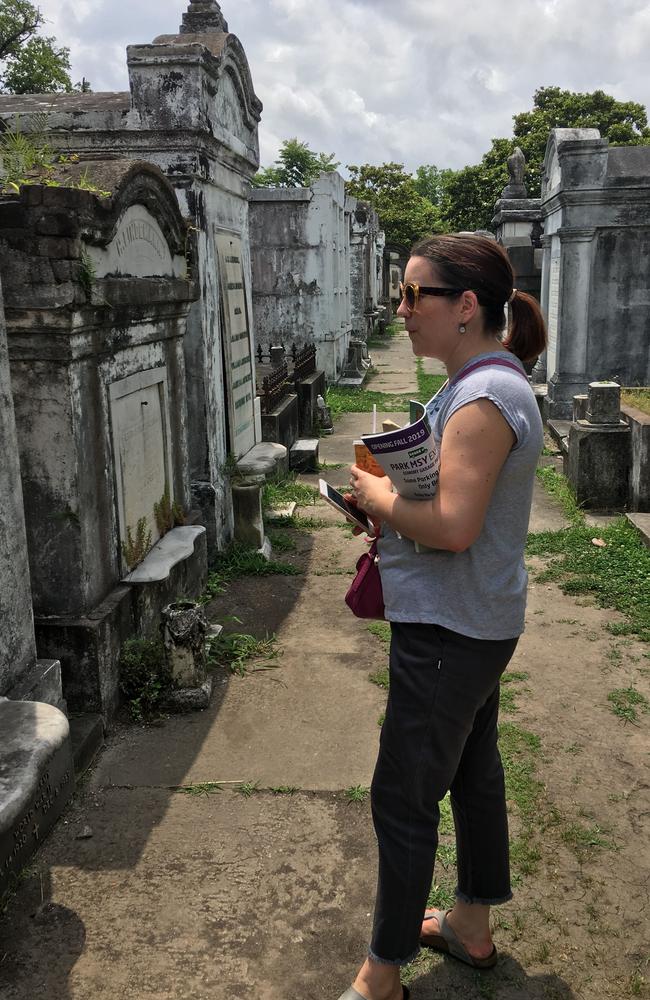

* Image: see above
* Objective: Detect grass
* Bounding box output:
[237,781,259,797]
[367,621,391,645]
[202,543,301,600]
[345,785,370,803]
[179,782,223,797]
[528,469,650,640]
[267,513,328,531]
[368,667,390,690]
[262,475,318,511]
[269,785,298,795]
[266,528,297,553]
[607,686,650,723]
[500,670,529,714]
[208,630,281,676]
[415,357,447,403]
[621,388,650,415]
[326,386,412,418]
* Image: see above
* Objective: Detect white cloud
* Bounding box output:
[31,0,650,172]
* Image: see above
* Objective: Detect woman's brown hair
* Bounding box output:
[410,233,547,363]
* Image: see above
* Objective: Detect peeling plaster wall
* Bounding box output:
[0,276,37,694]
[249,171,352,380]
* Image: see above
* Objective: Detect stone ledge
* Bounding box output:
[0,701,74,899]
[123,526,206,584]
[626,513,650,549]
[236,442,288,478]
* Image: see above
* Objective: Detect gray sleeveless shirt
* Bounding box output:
[377,351,544,640]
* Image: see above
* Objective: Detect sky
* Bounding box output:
[34,0,650,176]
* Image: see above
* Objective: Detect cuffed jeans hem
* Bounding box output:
[368,946,420,967]
[455,889,513,905]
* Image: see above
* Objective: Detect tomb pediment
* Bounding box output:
[541,128,604,200]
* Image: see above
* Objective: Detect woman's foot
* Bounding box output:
[351,957,404,1000]
[421,905,494,961]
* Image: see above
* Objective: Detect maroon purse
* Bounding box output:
[345,539,385,620]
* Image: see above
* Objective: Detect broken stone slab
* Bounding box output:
[265,502,297,522]
[0,701,74,900]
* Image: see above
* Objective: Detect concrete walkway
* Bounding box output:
[0,333,573,1000]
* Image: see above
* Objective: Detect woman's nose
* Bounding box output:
[396,298,410,318]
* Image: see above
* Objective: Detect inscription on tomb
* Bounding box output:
[86,205,176,278]
[546,241,561,376]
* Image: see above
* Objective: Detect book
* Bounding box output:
[360,398,440,501]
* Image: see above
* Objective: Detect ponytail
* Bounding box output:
[503,290,547,363]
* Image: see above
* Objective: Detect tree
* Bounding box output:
[0,0,73,93]
[346,162,442,250]
[439,86,650,232]
[253,138,339,188]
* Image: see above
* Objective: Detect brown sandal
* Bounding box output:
[420,908,498,969]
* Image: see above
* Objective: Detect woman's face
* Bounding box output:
[397,256,464,362]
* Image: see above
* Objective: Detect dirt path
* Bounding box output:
[0,332,648,1000]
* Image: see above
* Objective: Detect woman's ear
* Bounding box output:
[459,290,479,323]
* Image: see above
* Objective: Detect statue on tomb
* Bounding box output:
[500,146,528,199]
[180,1,228,34]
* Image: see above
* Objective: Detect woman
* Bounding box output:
[338,234,546,1000]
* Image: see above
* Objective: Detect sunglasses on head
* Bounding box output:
[399,281,464,311]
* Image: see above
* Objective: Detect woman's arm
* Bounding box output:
[351,398,516,552]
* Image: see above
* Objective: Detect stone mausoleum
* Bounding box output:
[0,1,266,556]
[539,128,650,419]
[0,161,205,720]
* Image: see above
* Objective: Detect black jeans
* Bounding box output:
[369,621,519,966]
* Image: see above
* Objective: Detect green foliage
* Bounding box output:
[367,620,391,645]
[253,137,339,188]
[326,386,412,418]
[78,248,96,299]
[607,687,650,724]
[202,542,301,601]
[207,630,280,676]
[345,161,442,250]
[621,388,650,415]
[438,86,650,232]
[119,637,171,721]
[0,116,108,195]
[415,358,447,403]
[0,0,74,93]
[345,785,369,803]
[262,474,318,511]
[153,489,186,538]
[368,667,389,690]
[122,517,152,571]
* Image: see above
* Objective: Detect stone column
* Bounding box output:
[0,276,38,697]
[532,233,553,383]
[547,228,596,416]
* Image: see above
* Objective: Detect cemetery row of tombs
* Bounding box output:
[0,2,648,894]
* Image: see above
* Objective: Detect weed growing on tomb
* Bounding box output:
[207,629,280,676]
[78,249,97,299]
[153,490,186,537]
[621,388,650,416]
[0,116,111,196]
[607,686,650,724]
[122,516,152,571]
[416,358,447,402]
[118,637,172,721]
[202,542,301,600]
[528,469,650,640]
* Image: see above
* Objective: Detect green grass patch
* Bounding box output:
[621,388,650,415]
[266,528,297,553]
[528,470,650,640]
[607,686,650,723]
[179,782,223,797]
[326,386,412,418]
[262,474,318,511]
[345,785,370,803]
[500,670,529,714]
[207,630,281,676]
[267,513,328,532]
[202,543,301,600]
[560,821,614,861]
[237,781,259,797]
[415,358,447,403]
[119,637,171,722]
[367,621,391,645]
[269,785,299,795]
[368,667,390,690]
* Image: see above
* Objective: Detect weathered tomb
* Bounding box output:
[0,0,266,555]
[491,147,543,301]
[539,128,650,419]
[0,277,62,707]
[249,171,353,381]
[349,199,386,339]
[0,161,205,719]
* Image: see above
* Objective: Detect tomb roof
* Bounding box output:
[0,91,130,116]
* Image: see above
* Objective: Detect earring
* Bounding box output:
[459,324,466,334]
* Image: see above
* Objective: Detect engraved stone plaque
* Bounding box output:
[215,231,255,458]
[546,240,561,378]
[86,205,184,279]
[109,369,174,564]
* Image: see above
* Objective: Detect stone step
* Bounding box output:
[0,701,74,900]
[547,418,571,453]
[289,438,319,473]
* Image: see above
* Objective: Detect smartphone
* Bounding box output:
[318,479,375,536]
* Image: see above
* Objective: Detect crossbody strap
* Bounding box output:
[432,356,528,400]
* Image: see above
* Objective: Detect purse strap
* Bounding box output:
[433,355,528,399]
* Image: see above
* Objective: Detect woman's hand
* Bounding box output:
[349,465,394,521]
